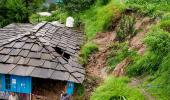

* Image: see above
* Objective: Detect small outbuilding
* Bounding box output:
[0,23,84,100]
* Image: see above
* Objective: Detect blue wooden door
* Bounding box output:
[0,74,3,91]
[66,82,74,95]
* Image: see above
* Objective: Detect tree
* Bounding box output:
[0,0,44,27]
[61,0,95,14]
[6,0,28,22]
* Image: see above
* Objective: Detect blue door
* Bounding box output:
[0,74,3,91]
[66,82,74,95]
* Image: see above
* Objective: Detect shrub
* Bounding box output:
[160,20,170,32]
[99,0,111,5]
[144,28,170,55]
[107,42,136,70]
[81,0,125,40]
[80,42,98,64]
[127,28,170,76]
[143,53,170,100]
[48,3,57,11]
[90,76,145,100]
[61,0,95,14]
[0,0,44,27]
[127,52,162,76]
[116,15,137,42]
[126,0,170,17]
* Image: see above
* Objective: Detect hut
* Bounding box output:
[0,22,84,99]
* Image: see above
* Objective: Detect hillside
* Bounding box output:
[13,0,170,100]
[75,0,169,100]
[31,0,170,99]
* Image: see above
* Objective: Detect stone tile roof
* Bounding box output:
[33,22,84,56]
[0,22,85,83]
[0,23,34,46]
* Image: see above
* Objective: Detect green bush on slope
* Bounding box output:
[91,77,145,100]
[146,53,170,99]
[78,0,126,65]
[107,42,136,70]
[160,20,170,32]
[80,0,125,40]
[126,0,170,17]
[127,28,170,76]
[79,42,98,65]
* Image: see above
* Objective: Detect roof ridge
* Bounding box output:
[31,22,47,33]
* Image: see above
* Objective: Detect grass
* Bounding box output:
[143,53,170,99]
[107,42,136,70]
[90,76,145,100]
[80,0,125,40]
[126,19,170,99]
[126,0,170,17]
[79,42,98,65]
[78,0,126,65]
[127,26,170,76]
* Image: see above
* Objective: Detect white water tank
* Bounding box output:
[66,16,74,28]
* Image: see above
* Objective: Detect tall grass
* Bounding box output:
[79,42,98,65]
[126,0,170,17]
[126,22,170,99]
[80,0,125,40]
[143,53,170,99]
[127,27,170,76]
[107,42,136,70]
[91,76,145,100]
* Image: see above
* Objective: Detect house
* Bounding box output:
[0,22,84,99]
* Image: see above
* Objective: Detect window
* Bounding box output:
[0,74,2,90]
[5,75,11,90]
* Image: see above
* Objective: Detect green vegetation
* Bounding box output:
[107,42,136,70]
[61,0,95,14]
[160,19,170,32]
[144,53,170,99]
[80,0,125,40]
[127,27,170,76]
[91,76,145,100]
[77,0,125,66]
[116,15,137,42]
[126,0,170,17]
[0,0,44,27]
[29,9,68,24]
[97,0,170,99]
[79,42,98,65]
[126,22,170,99]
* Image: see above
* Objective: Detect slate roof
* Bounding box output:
[0,23,34,46]
[0,22,85,83]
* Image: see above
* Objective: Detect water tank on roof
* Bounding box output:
[66,16,74,28]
